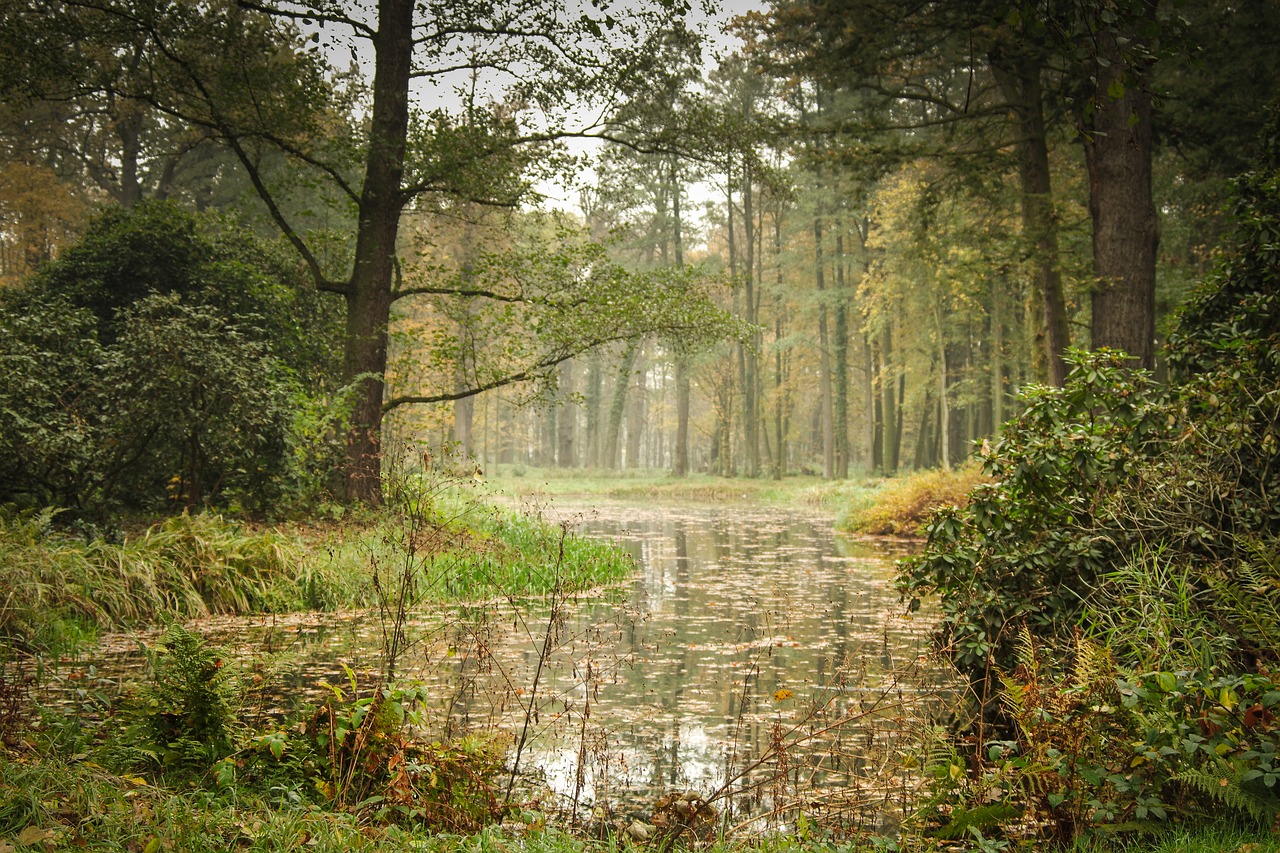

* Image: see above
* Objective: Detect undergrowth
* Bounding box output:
[0,482,633,655]
[837,463,987,537]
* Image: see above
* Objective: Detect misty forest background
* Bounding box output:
[1,0,1277,516]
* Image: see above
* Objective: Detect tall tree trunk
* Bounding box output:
[991,50,1071,385]
[814,214,834,479]
[557,359,575,467]
[671,157,690,478]
[934,303,951,471]
[990,275,1005,429]
[880,325,899,473]
[863,333,876,472]
[1083,5,1159,370]
[741,161,759,478]
[452,208,478,459]
[833,227,849,479]
[773,209,786,480]
[604,343,639,468]
[341,0,413,503]
[584,352,603,468]
[727,169,743,477]
[626,354,646,468]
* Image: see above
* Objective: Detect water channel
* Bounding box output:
[72,500,959,831]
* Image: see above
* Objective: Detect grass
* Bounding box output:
[0,746,548,851]
[836,463,988,537]
[1069,824,1280,853]
[6,740,1277,853]
[0,483,635,655]
[482,465,877,511]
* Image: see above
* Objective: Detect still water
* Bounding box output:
[77,500,956,829]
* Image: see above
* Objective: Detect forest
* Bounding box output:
[5,0,1275,507]
[2,0,1280,851]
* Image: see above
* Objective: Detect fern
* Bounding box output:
[1175,761,1280,824]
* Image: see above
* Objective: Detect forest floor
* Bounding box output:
[479,465,878,509]
[3,477,1276,851]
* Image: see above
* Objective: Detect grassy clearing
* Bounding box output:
[482,466,876,511]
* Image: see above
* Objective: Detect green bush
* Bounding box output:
[897,350,1170,684]
[0,201,344,517]
[898,109,1280,844]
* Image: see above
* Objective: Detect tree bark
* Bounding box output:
[341,0,414,503]
[671,157,690,478]
[604,343,638,468]
[1083,6,1159,370]
[741,160,759,478]
[557,359,576,467]
[990,50,1071,386]
[833,227,849,479]
[814,214,834,479]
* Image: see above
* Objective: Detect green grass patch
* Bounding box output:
[0,746,598,852]
[483,466,875,511]
[837,463,987,537]
[1067,823,1280,853]
[0,509,303,653]
[0,486,634,654]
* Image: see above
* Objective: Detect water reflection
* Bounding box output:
[503,501,954,827]
[68,501,956,829]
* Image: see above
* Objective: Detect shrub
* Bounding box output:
[129,624,237,777]
[918,635,1280,845]
[245,671,510,830]
[839,463,987,536]
[897,350,1170,685]
[0,202,343,517]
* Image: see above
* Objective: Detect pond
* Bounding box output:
[64,500,960,833]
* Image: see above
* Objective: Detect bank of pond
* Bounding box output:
[0,479,1277,852]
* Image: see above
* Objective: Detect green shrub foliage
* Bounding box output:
[0,202,344,516]
[898,350,1171,681]
[900,109,1280,840]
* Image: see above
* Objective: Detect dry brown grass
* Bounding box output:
[838,462,988,537]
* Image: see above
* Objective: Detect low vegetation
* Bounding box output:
[837,464,988,537]
[0,481,634,656]
[484,467,873,510]
[892,132,1280,847]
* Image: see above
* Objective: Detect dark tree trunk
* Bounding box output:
[814,214,834,479]
[1083,7,1158,370]
[557,359,576,467]
[671,157,690,478]
[341,0,414,503]
[741,162,759,478]
[833,228,849,479]
[605,343,638,468]
[991,45,1071,386]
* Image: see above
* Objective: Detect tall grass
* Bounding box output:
[1,489,634,654]
[837,463,987,536]
[0,511,300,652]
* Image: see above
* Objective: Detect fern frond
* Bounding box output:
[1013,627,1038,673]
[1175,761,1280,823]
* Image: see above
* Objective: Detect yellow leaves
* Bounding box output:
[0,163,84,287]
[15,826,53,848]
[772,688,794,702]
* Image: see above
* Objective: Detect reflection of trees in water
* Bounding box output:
[75,504,952,828]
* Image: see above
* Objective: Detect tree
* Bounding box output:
[22,0,701,501]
